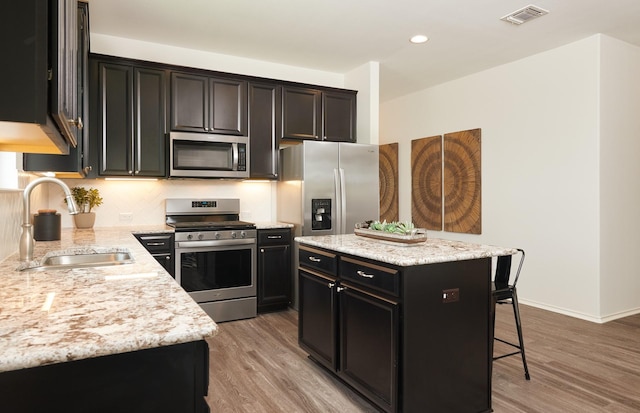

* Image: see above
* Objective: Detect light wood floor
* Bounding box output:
[206,304,640,412]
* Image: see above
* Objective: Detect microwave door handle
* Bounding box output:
[232,143,239,170]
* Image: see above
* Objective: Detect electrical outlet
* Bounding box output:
[442,288,460,303]
[119,212,133,223]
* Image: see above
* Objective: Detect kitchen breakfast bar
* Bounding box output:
[295,234,518,413]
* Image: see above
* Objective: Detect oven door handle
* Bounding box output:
[175,238,255,248]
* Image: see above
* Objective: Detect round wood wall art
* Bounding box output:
[443,129,481,234]
[379,143,399,223]
[411,136,442,230]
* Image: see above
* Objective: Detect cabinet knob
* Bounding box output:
[337,286,347,292]
[68,117,83,130]
[328,282,335,289]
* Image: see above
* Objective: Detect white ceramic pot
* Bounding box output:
[73,212,96,229]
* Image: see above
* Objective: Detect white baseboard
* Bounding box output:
[518,298,640,324]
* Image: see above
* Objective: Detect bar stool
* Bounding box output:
[492,248,530,380]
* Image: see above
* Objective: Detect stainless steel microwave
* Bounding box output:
[169,132,249,178]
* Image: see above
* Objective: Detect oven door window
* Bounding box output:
[179,248,252,292]
[173,140,233,171]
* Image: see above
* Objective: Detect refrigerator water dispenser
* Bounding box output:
[312,199,332,230]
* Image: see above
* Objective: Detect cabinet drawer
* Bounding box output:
[258,229,291,246]
[134,233,174,253]
[340,256,400,297]
[299,245,337,276]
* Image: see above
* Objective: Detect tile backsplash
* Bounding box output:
[51,178,276,229]
[0,175,275,262]
[0,173,47,262]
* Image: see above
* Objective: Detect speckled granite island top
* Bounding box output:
[295,234,518,266]
[0,227,218,373]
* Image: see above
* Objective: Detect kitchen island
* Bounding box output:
[0,227,218,413]
[295,234,517,413]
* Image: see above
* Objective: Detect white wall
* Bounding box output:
[599,36,640,319]
[380,35,634,322]
[91,34,346,89]
[345,62,380,145]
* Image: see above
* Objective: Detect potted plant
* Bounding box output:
[65,186,103,229]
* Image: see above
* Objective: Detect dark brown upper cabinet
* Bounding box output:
[92,58,167,177]
[322,90,356,143]
[282,86,356,143]
[281,86,321,141]
[0,0,83,154]
[23,1,92,177]
[170,72,247,136]
[249,82,281,179]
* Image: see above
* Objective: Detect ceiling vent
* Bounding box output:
[501,5,549,25]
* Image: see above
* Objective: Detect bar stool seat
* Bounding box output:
[492,248,530,380]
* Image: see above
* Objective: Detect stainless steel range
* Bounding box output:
[166,198,257,322]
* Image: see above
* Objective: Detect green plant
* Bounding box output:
[368,220,415,235]
[65,186,103,213]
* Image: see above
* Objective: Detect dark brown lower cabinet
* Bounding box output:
[257,228,292,313]
[298,244,492,413]
[299,267,398,413]
[299,269,337,369]
[339,285,399,412]
[0,340,210,413]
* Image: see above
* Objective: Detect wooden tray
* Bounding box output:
[354,228,427,244]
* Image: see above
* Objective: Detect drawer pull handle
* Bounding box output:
[357,270,374,279]
[267,235,282,239]
[147,242,166,246]
[309,256,321,262]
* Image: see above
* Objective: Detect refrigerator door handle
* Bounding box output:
[339,168,347,233]
[334,168,342,234]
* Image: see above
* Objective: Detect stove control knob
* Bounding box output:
[231,231,237,239]
[198,233,204,240]
[187,234,193,240]
[215,232,221,240]
[240,231,246,238]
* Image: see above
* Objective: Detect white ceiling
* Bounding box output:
[87,0,640,102]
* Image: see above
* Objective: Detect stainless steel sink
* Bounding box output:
[41,252,134,268]
[21,250,135,271]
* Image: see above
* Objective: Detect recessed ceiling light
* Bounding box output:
[410,35,429,44]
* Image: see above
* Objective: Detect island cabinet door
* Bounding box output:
[338,285,399,413]
[298,268,338,371]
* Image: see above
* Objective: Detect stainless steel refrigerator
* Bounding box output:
[277,141,380,308]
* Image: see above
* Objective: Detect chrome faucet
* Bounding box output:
[20,177,79,262]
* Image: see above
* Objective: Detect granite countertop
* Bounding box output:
[127,222,293,231]
[255,222,294,230]
[0,227,218,373]
[295,234,518,267]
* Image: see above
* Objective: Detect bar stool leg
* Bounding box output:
[511,288,531,380]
